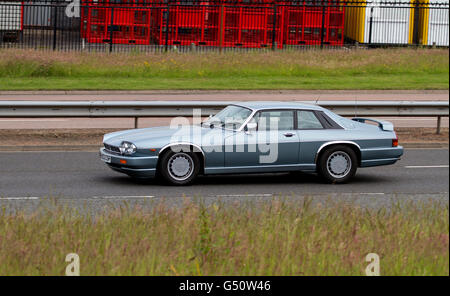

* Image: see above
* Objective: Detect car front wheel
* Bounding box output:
[317,145,357,184]
[159,151,200,185]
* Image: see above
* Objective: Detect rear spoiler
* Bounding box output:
[352,117,394,131]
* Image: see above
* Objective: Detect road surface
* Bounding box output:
[0,148,448,210]
[1,90,448,101]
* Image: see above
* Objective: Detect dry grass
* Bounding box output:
[0,48,448,90]
[0,198,447,276]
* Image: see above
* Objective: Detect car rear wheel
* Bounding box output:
[159,150,200,185]
[317,145,357,184]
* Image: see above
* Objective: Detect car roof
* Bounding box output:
[233,101,324,111]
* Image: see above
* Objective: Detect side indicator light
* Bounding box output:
[120,159,127,164]
[150,149,156,152]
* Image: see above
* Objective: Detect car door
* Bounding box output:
[296,110,333,167]
[224,109,299,168]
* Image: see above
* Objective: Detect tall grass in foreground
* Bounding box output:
[0,198,448,276]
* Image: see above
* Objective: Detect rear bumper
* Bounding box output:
[360,146,404,167]
[100,148,158,178]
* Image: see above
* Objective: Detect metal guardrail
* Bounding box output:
[0,100,448,133]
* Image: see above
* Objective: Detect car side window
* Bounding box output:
[256,110,294,131]
[297,110,324,129]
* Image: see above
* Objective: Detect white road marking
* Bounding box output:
[358,193,385,195]
[0,196,155,201]
[0,119,68,122]
[0,197,40,200]
[406,148,449,150]
[405,165,449,168]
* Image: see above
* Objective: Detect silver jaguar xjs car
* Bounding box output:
[100,102,403,185]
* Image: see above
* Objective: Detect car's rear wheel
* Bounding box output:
[317,145,357,184]
[159,150,200,185]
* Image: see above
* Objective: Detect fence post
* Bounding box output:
[219,3,225,52]
[165,4,170,52]
[320,4,326,48]
[436,116,442,134]
[53,4,58,51]
[272,4,277,50]
[109,7,114,53]
[368,7,374,45]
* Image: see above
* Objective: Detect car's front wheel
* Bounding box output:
[317,145,357,184]
[159,150,200,185]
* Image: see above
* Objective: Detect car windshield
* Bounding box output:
[203,105,252,130]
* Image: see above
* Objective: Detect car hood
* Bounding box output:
[103,125,225,148]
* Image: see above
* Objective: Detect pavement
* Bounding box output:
[0,90,448,129]
[0,148,448,211]
[1,90,448,101]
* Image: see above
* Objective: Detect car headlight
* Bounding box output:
[119,141,137,155]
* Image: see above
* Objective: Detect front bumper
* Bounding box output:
[99,148,158,178]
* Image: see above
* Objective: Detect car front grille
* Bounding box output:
[104,143,121,154]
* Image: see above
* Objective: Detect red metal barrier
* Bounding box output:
[152,3,221,46]
[223,5,283,48]
[81,0,152,44]
[80,1,345,48]
[282,4,345,46]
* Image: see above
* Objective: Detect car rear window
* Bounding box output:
[297,110,324,129]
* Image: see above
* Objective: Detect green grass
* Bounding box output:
[0,48,448,90]
[1,74,447,90]
[0,198,448,276]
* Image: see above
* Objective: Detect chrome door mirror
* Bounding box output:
[246,122,258,132]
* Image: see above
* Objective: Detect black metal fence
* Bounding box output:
[0,0,448,52]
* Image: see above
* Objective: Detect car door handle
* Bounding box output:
[283,133,295,137]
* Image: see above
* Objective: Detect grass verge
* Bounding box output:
[0,198,448,275]
[0,48,448,90]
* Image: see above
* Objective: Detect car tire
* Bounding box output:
[317,145,358,184]
[158,150,200,185]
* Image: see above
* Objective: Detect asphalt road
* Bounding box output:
[0,149,448,210]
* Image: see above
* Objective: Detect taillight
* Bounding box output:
[392,137,399,147]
